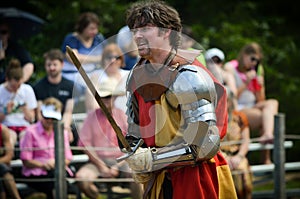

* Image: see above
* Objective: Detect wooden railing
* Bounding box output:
[10,113,300,198]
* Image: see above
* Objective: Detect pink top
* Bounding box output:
[20,121,73,177]
[230,59,261,92]
[78,108,127,160]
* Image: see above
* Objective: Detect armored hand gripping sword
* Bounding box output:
[66,46,143,158]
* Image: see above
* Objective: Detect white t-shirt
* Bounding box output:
[0,83,37,127]
[89,68,129,113]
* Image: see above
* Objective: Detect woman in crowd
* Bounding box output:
[0,59,37,142]
[85,43,129,113]
[224,42,279,164]
[61,12,106,97]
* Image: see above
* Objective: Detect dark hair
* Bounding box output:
[5,59,23,81]
[182,25,194,38]
[43,49,65,62]
[0,20,11,34]
[126,0,182,49]
[75,12,100,33]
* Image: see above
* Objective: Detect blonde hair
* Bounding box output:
[42,97,62,112]
[101,43,125,67]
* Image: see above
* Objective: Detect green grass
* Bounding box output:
[253,171,300,192]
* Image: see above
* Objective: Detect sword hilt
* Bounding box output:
[116,139,144,162]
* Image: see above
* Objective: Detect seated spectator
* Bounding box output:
[33,49,76,145]
[116,25,139,70]
[0,20,34,84]
[76,78,142,199]
[224,42,279,164]
[180,25,206,66]
[19,97,77,199]
[205,48,238,108]
[0,59,37,143]
[0,124,21,199]
[61,12,106,98]
[205,48,237,94]
[220,89,253,199]
[85,43,129,113]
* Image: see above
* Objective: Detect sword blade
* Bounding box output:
[66,46,132,153]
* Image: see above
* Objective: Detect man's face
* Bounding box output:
[132,25,166,58]
[45,59,63,78]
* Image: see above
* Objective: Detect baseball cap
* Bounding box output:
[97,77,125,98]
[41,104,62,120]
[205,48,225,61]
[116,26,133,52]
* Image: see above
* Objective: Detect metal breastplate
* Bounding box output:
[130,62,179,102]
[128,49,182,102]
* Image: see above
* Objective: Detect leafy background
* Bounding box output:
[1,0,299,162]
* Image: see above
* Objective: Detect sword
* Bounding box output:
[66,46,136,153]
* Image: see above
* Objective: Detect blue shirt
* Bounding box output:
[61,33,106,72]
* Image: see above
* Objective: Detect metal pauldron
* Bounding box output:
[165,65,217,109]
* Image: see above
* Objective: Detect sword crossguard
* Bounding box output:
[116,139,144,162]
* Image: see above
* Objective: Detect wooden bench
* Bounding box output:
[11,153,134,199]
[13,112,295,198]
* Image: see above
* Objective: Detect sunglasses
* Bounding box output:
[105,55,121,61]
[212,56,223,64]
[250,56,260,63]
[43,116,55,120]
[0,30,9,35]
[101,95,112,99]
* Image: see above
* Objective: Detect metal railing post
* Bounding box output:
[54,121,67,199]
[273,113,286,199]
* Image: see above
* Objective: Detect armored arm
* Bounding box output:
[150,65,220,169]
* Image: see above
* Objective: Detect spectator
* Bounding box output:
[33,49,76,144]
[180,25,206,66]
[0,20,34,84]
[76,77,142,199]
[61,12,106,97]
[116,25,139,70]
[205,47,238,100]
[85,43,129,113]
[224,42,279,164]
[220,89,253,199]
[0,124,21,199]
[19,97,76,199]
[0,59,37,141]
